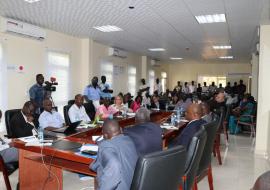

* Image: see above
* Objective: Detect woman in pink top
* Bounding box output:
[96,98,118,119]
[130,95,142,112]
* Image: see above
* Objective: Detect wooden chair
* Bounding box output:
[0,154,18,190]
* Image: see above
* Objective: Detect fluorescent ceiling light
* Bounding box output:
[170,57,183,60]
[213,45,231,49]
[219,56,234,59]
[148,48,166,52]
[93,25,123,32]
[195,14,226,24]
[24,0,41,3]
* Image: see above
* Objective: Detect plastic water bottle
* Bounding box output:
[165,103,168,111]
[176,107,180,122]
[171,114,175,126]
[38,126,44,142]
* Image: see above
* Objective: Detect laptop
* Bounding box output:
[52,120,82,134]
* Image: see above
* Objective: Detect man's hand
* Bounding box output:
[27,116,34,123]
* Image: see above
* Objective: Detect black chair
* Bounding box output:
[0,155,18,190]
[194,117,219,190]
[131,145,186,190]
[84,102,96,121]
[63,105,72,126]
[5,109,21,138]
[213,107,225,165]
[182,128,207,190]
[68,99,75,105]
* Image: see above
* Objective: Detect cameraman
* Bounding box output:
[29,74,46,114]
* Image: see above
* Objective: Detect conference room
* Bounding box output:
[0,0,270,189]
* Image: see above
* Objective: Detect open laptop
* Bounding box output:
[52,120,82,134]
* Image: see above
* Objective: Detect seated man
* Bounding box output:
[39,99,65,130]
[90,120,138,190]
[0,109,18,164]
[201,102,214,123]
[68,94,91,123]
[171,104,206,150]
[10,101,37,138]
[124,107,162,155]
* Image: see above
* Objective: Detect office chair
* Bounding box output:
[213,107,225,165]
[181,128,207,190]
[0,154,18,190]
[131,145,186,190]
[195,118,219,190]
[5,109,21,138]
[63,105,72,126]
[84,102,96,121]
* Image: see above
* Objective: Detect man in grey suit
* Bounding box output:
[90,119,138,190]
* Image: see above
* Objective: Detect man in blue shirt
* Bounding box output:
[29,74,46,114]
[99,75,113,99]
[90,120,138,190]
[83,76,101,109]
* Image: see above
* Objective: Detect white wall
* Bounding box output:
[163,62,251,89]
[255,25,270,159]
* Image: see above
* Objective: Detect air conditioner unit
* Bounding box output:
[150,59,161,67]
[0,17,46,40]
[108,47,127,58]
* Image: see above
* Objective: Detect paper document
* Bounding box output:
[80,144,98,152]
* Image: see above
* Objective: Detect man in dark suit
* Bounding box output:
[10,101,37,138]
[124,107,163,155]
[90,120,138,190]
[172,104,206,150]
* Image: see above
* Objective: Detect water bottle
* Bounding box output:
[171,114,175,126]
[38,126,44,142]
[180,107,184,117]
[176,107,180,122]
[165,103,168,111]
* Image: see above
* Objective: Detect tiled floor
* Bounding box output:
[1,135,269,190]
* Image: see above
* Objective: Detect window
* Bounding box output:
[161,72,167,93]
[197,75,226,87]
[0,43,3,109]
[148,70,155,95]
[47,51,70,107]
[0,42,7,131]
[100,61,113,88]
[128,66,137,96]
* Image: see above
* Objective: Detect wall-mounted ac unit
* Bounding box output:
[0,17,46,40]
[108,47,127,58]
[150,59,161,67]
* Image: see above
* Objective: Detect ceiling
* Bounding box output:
[0,0,268,63]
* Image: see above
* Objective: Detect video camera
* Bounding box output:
[44,77,58,92]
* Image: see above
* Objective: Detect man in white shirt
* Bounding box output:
[139,78,149,97]
[182,82,189,94]
[188,81,196,94]
[154,78,162,95]
[202,82,209,94]
[39,99,65,130]
[68,94,91,123]
[0,109,18,164]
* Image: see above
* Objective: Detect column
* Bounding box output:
[255,25,270,159]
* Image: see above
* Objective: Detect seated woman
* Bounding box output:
[233,94,255,122]
[111,95,133,113]
[171,94,180,105]
[95,98,118,119]
[130,95,142,112]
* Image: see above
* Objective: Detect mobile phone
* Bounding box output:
[81,150,97,155]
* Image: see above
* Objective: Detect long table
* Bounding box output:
[13,111,187,190]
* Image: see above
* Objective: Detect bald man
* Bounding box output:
[201,102,214,123]
[38,99,65,130]
[90,120,138,190]
[124,107,162,155]
[68,94,90,123]
[172,104,207,149]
